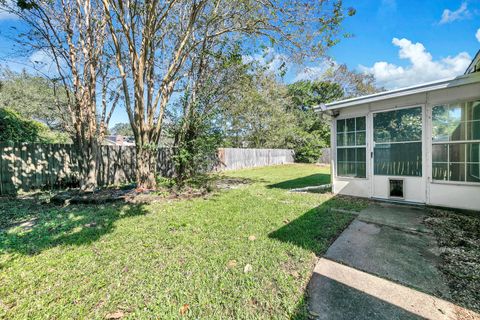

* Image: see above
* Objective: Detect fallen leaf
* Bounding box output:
[117,305,131,311]
[179,303,189,316]
[309,310,320,317]
[105,311,124,319]
[95,300,105,309]
[84,222,97,228]
[248,235,256,241]
[244,264,253,273]
[227,260,237,269]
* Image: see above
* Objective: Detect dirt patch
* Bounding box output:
[48,176,255,205]
[49,187,210,205]
[214,177,255,190]
[125,188,209,204]
[425,209,480,313]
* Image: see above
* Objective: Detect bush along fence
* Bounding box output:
[0,144,295,195]
[0,142,175,195]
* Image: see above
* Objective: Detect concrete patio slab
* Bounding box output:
[357,203,431,234]
[324,219,449,296]
[308,258,478,320]
[307,204,480,320]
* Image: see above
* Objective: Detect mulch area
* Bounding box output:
[50,188,201,205]
[424,208,480,313]
[49,176,253,205]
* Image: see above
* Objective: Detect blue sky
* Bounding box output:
[1,0,480,126]
[326,0,480,88]
[241,1,480,90]
[331,0,479,68]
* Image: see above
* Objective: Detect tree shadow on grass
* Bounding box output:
[268,196,357,319]
[0,196,149,257]
[267,173,330,190]
[269,197,355,256]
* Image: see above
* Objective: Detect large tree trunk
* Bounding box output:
[75,136,99,192]
[135,146,157,189]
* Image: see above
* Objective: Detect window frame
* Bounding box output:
[431,99,480,185]
[335,115,367,179]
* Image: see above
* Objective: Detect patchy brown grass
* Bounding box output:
[425,208,480,313]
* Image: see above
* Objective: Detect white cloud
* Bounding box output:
[293,62,332,82]
[242,48,289,74]
[0,11,16,21]
[0,1,18,21]
[360,38,471,89]
[439,2,471,24]
[476,28,480,42]
[28,50,65,77]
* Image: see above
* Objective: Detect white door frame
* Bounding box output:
[369,104,427,203]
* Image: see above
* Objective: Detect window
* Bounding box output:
[373,107,423,176]
[432,101,480,183]
[336,117,366,178]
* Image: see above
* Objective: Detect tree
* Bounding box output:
[0,68,66,128]
[221,71,296,149]
[288,80,344,112]
[168,43,249,183]
[2,0,120,191]
[286,80,343,162]
[324,63,384,98]
[286,66,383,162]
[110,123,133,137]
[101,0,355,189]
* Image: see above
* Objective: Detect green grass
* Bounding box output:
[0,164,361,319]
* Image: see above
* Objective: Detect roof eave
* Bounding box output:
[318,73,480,111]
[464,49,480,75]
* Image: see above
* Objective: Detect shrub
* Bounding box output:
[0,108,46,143]
[155,176,176,189]
[0,108,70,143]
[292,131,326,163]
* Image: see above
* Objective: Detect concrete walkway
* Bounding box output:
[307,203,480,320]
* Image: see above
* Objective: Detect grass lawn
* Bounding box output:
[0,164,364,319]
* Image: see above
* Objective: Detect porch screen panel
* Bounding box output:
[336,117,366,178]
[373,107,422,176]
[432,100,480,182]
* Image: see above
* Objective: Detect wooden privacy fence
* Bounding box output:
[217,148,294,171]
[0,144,295,194]
[0,142,175,195]
[318,148,331,164]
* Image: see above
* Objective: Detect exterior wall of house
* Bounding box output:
[330,81,480,211]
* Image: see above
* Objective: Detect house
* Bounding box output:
[104,135,135,146]
[319,50,480,211]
